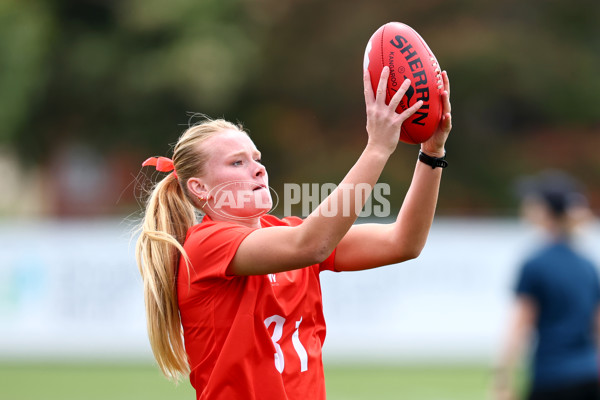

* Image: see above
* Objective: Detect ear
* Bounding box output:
[187,177,210,200]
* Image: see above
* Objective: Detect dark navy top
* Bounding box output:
[515,239,600,390]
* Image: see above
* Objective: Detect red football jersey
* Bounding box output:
[177,214,336,400]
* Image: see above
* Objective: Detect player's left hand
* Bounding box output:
[421,70,451,158]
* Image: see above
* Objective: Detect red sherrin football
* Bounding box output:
[364,22,443,144]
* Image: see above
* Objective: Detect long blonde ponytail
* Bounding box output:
[135,117,244,382]
[136,174,194,381]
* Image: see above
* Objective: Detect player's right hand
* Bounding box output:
[363,66,423,155]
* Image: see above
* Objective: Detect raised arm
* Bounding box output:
[334,71,452,271]
[228,67,423,276]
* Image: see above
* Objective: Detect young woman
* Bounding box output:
[494,171,600,400]
[136,66,452,399]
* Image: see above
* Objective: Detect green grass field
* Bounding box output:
[0,362,502,400]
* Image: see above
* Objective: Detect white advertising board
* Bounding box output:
[1,218,599,363]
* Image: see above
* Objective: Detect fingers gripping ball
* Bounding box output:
[364,22,444,144]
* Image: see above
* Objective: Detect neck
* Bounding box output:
[544,219,572,242]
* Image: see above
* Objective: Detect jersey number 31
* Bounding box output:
[264,315,309,373]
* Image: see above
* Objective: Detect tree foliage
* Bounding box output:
[1,0,599,213]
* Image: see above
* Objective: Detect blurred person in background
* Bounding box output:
[135,68,452,399]
[494,170,600,400]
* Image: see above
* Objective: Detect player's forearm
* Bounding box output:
[300,144,390,259]
[392,159,442,258]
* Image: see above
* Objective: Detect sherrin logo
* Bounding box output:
[389,35,430,126]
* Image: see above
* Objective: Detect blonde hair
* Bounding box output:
[135,117,245,382]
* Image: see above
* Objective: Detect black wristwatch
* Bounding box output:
[418,150,448,169]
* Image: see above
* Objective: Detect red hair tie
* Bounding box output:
[142,156,178,179]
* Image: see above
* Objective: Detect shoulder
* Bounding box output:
[260,214,304,227]
[180,218,259,282]
[521,251,546,273]
[516,247,550,289]
[574,249,600,278]
[522,243,560,269]
[185,214,304,246]
[185,217,257,249]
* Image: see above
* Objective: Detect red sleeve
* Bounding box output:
[183,222,258,282]
[319,249,337,272]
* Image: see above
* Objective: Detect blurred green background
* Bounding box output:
[1,362,515,400]
[1,0,598,399]
[1,0,599,218]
